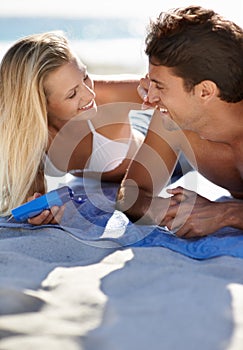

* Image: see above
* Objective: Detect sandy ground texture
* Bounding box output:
[0,172,243,350]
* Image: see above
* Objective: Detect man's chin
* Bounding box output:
[161,113,181,131]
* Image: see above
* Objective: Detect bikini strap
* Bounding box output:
[87,119,95,133]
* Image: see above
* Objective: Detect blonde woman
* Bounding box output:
[0,31,186,223]
[0,31,148,218]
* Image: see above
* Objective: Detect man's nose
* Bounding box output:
[147,82,160,104]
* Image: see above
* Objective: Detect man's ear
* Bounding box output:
[196,80,218,101]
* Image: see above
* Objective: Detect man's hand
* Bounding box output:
[137,75,158,110]
[162,187,226,238]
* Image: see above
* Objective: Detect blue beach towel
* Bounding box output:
[1,181,243,260]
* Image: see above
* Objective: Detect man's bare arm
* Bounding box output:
[116,109,181,223]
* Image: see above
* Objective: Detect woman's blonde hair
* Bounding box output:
[0,31,73,216]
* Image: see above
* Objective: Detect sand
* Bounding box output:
[0,173,243,350]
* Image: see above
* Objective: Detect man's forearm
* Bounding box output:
[116,184,170,225]
[223,200,243,229]
[116,184,152,223]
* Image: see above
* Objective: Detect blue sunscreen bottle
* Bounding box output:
[11,186,85,222]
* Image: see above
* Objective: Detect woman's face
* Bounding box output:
[44,58,96,127]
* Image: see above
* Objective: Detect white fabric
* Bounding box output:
[44,154,66,177]
[44,120,132,176]
[85,120,131,172]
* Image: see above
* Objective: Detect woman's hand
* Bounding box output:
[27,192,65,225]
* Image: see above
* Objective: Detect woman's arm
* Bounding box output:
[27,164,46,199]
[93,75,142,105]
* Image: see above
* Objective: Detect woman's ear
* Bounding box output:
[196,80,218,101]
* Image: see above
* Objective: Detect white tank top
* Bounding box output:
[44,119,132,176]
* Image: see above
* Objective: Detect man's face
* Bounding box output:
[147,64,204,132]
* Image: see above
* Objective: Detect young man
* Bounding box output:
[116,5,243,238]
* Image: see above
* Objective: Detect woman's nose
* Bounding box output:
[81,84,96,100]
